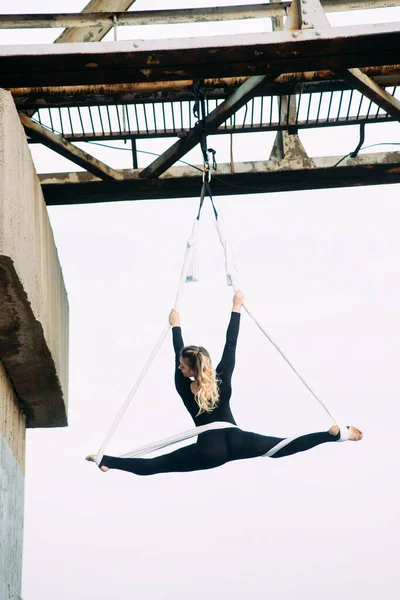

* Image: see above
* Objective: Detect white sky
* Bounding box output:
[3,2,400,599]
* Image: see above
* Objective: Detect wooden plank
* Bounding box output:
[1,23,400,88]
[19,112,123,180]
[338,67,400,120]
[38,151,400,205]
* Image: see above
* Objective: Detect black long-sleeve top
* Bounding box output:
[172,312,240,426]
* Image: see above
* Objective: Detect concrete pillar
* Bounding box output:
[0,362,25,600]
[0,88,69,599]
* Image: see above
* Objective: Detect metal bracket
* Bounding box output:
[297,0,330,31]
[286,0,330,36]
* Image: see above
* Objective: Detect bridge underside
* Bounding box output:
[2,0,400,204]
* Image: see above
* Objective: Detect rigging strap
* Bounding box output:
[94,181,340,467]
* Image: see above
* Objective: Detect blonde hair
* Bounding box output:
[180,346,220,415]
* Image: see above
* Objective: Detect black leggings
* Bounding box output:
[100,427,341,476]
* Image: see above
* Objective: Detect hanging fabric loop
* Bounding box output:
[94,175,343,467]
[186,220,201,283]
[215,217,239,288]
[95,208,205,466]
[208,180,339,426]
[120,422,238,459]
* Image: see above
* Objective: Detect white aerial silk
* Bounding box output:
[94,188,345,467]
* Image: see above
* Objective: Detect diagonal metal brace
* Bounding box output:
[294,0,400,122]
[19,112,123,180]
[140,74,278,179]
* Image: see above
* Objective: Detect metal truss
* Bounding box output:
[3,23,400,88]
[2,2,400,33]
[2,0,400,202]
[22,83,399,144]
[39,151,400,205]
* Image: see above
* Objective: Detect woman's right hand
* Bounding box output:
[169,309,181,327]
[232,290,244,311]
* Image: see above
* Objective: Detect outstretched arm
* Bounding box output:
[217,290,244,380]
[169,309,189,393]
[170,308,184,364]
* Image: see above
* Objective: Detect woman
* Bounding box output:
[87,290,363,475]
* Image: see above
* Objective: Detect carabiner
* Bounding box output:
[202,164,211,183]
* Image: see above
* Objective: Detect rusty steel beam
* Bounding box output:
[323,0,400,10]
[37,151,400,205]
[54,0,137,44]
[19,112,123,180]
[294,2,400,121]
[1,23,400,88]
[140,75,276,179]
[337,67,400,120]
[2,1,400,30]
[269,0,312,162]
[1,5,289,30]
[8,66,400,108]
[8,77,251,102]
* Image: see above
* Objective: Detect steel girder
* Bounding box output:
[3,0,400,200]
[39,151,400,205]
[2,23,400,89]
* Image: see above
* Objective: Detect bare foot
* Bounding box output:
[85,454,109,472]
[329,425,363,441]
[348,426,363,441]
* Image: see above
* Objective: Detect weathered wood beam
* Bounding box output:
[2,23,400,88]
[55,0,137,44]
[19,112,123,180]
[2,1,400,29]
[337,67,400,120]
[140,75,276,179]
[37,151,400,205]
